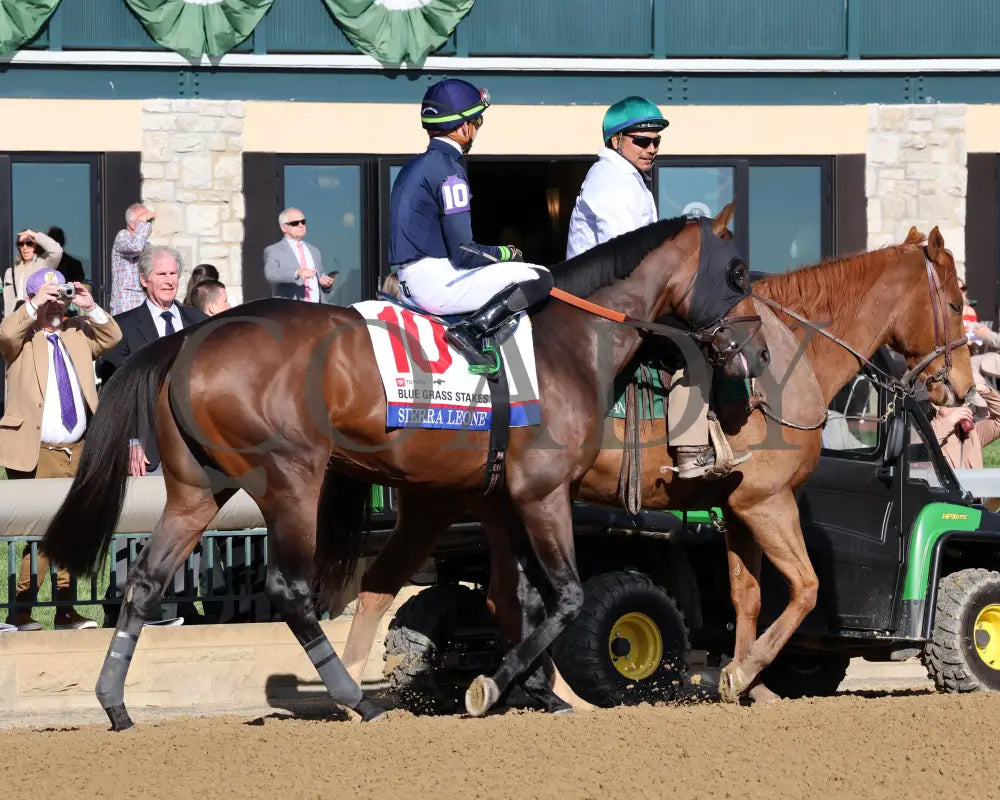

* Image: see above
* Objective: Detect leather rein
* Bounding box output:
[750,246,967,404]
[548,286,762,366]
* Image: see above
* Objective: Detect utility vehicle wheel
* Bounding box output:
[923,568,1000,692]
[384,584,499,714]
[761,651,850,698]
[551,571,689,707]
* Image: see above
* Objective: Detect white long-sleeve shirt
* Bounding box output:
[566,147,658,259]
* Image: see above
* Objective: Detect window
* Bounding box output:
[9,159,97,281]
[658,166,735,220]
[906,418,946,491]
[655,158,831,273]
[283,163,364,307]
[822,374,880,454]
[749,166,823,272]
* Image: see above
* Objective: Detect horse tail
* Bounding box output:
[314,469,371,609]
[41,335,187,575]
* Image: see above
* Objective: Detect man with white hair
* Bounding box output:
[110,202,155,315]
[263,207,335,302]
[99,245,206,627]
[99,245,206,476]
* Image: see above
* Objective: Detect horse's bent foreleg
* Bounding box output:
[96,486,226,731]
[484,515,593,712]
[720,491,818,702]
[466,488,584,717]
[342,489,459,685]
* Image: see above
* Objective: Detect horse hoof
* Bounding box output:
[718,664,747,704]
[105,704,134,732]
[747,683,781,705]
[355,697,389,723]
[465,675,499,717]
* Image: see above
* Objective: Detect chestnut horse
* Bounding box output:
[41,208,769,729]
[339,226,972,707]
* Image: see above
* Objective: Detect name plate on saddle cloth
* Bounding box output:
[352,301,542,431]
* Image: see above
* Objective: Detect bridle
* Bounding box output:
[898,247,968,393]
[749,245,968,425]
[669,240,762,368]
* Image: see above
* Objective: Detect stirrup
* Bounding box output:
[703,415,751,480]
[467,346,500,376]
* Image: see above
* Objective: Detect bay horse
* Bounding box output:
[339,225,972,708]
[40,207,769,730]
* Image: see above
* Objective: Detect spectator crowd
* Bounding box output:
[2,202,330,631]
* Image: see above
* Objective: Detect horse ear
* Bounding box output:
[903,226,926,245]
[712,202,736,236]
[927,226,946,261]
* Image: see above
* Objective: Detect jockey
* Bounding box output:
[566,96,666,259]
[389,78,553,365]
[566,96,749,479]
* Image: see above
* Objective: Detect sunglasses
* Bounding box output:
[626,134,661,149]
[285,219,306,227]
[17,240,33,247]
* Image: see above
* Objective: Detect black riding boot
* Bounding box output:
[446,274,553,365]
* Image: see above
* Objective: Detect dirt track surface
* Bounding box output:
[3,691,1000,800]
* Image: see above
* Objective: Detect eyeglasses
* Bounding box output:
[17,240,33,247]
[626,134,661,149]
[471,116,484,129]
[285,219,306,227]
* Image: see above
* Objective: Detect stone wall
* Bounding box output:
[141,99,246,304]
[866,103,967,278]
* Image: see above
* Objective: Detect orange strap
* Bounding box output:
[549,287,627,323]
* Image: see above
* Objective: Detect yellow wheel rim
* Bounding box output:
[608,612,663,681]
[974,604,1000,671]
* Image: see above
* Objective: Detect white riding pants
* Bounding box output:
[397,257,550,315]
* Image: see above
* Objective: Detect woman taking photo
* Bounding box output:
[3,228,63,319]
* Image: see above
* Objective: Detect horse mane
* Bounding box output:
[550,216,689,297]
[756,241,920,323]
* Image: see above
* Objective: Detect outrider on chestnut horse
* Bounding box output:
[41,206,769,729]
[339,225,972,707]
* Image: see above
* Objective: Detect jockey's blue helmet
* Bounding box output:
[602,96,669,141]
[420,78,492,132]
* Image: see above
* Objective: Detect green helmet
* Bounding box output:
[602,96,668,141]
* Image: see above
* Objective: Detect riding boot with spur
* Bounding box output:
[446,274,552,366]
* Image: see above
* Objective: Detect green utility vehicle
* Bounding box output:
[371,352,1000,709]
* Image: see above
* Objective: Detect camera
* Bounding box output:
[56,283,76,300]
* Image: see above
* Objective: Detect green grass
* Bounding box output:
[983,440,1000,469]
[1,540,110,628]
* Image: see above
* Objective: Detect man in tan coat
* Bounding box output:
[0,267,121,630]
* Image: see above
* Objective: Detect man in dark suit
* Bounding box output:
[45,227,86,284]
[263,207,335,302]
[99,245,206,475]
[98,245,206,627]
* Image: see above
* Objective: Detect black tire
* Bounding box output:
[923,568,1000,692]
[551,571,689,707]
[761,651,850,699]
[383,584,498,714]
